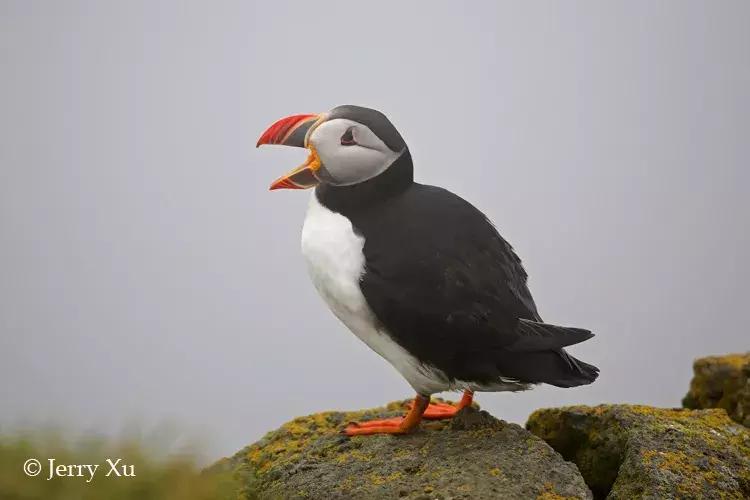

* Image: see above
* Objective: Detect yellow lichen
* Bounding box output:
[536,482,575,500]
[334,448,375,465]
[529,403,750,499]
[367,471,404,485]
[641,450,699,476]
[388,471,404,482]
[220,399,593,499]
[368,472,386,485]
[242,399,439,474]
[696,353,750,370]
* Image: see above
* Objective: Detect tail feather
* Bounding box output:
[509,319,594,352]
[495,319,599,388]
[489,348,599,388]
[549,350,600,387]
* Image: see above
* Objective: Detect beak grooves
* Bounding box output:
[256,114,318,148]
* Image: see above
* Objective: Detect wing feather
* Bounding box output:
[353,184,542,382]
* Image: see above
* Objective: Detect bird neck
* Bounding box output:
[315,149,413,213]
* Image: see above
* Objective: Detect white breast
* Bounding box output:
[300,192,450,395]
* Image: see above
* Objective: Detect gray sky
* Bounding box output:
[1,1,748,460]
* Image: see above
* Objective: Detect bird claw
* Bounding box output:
[406,401,461,420]
[343,417,406,436]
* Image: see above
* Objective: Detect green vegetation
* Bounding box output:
[0,431,239,500]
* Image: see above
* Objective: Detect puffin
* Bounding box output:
[257,105,599,436]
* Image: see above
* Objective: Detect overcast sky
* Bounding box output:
[1,1,748,460]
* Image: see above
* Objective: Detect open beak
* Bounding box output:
[256,113,325,190]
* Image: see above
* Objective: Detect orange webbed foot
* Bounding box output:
[343,394,431,437]
[421,402,461,420]
[344,417,408,436]
[407,390,474,420]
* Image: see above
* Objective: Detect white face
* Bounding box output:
[307,118,402,186]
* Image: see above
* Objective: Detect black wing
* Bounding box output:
[351,184,543,382]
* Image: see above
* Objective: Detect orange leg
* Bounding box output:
[417,390,474,420]
[344,394,430,436]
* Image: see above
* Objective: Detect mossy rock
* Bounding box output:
[527,404,750,499]
[683,352,750,427]
[209,399,592,499]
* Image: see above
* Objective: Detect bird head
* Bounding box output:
[257,105,407,190]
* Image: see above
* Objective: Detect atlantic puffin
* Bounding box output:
[257,105,599,436]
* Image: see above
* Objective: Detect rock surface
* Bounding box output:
[212,400,592,499]
[527,404,750,499]
[683,352,750,427]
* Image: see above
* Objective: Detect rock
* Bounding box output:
[211,400,592,499]
[682,352,750,427]
[527,404,750,499]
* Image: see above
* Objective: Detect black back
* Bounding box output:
[315,151,569,385]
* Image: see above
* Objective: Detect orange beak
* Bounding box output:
[256,113,324,190]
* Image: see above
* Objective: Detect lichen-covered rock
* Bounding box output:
[683,352,750,427]
[211,400,592,499]
[527,405,750,499]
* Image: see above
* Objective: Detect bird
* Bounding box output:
[256,105,599,436]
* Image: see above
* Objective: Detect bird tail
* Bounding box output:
[511,319,594,352]
[548,350,600,387]
[502,319,600,387]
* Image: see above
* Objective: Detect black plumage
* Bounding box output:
[317,150,599,389]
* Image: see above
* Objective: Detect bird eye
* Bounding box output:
[340,128,356,146]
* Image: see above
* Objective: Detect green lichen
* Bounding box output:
[528,404,750,499]
[243,400,432,475]
[683,352,750,428]
[213,400,593,499]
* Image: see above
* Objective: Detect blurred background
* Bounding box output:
[1,0,748,469]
